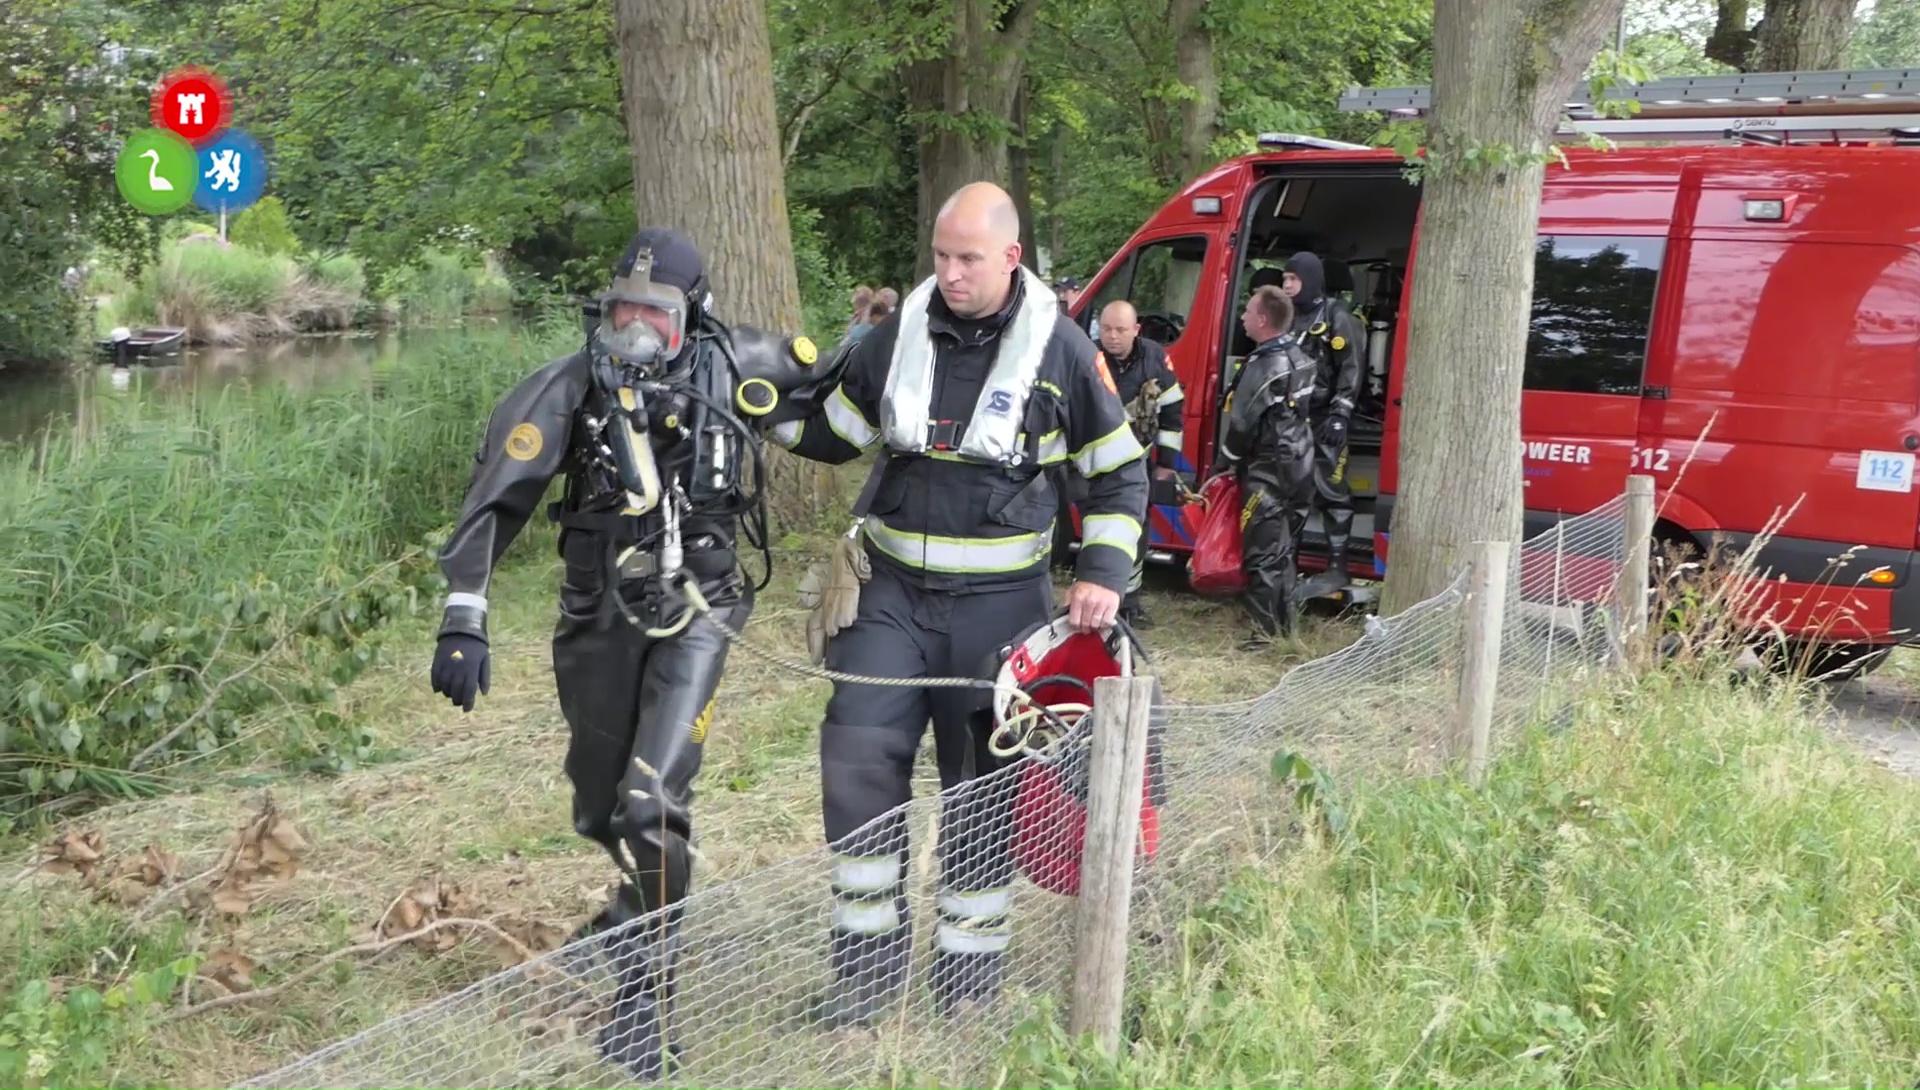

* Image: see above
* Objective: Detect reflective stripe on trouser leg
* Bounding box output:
[929,719,1021,1008]
[935,885,1012,954]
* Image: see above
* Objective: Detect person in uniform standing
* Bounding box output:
[1095,299,1184,628]
[1213,284,1317,648]
[1280,251,1365,585]
[428,227,833,1079]
[769,182,1149,1024]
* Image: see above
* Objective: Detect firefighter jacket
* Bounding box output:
[1106,334,1184,468]
[1217,333,1316,494]
[773,266,1150,595]
[1292,297,1365,423]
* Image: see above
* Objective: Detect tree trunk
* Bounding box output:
[614,0,826,529]
[1755,0,1855,69]
[1171,0,1218,182]
[1048,120,1067,271]
[1008,77,1039,271]
[906,0,1042,280]
[614,0,800,329]
[1704,0,1756,68]
[1379,0,1627,615]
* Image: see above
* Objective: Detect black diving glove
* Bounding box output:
[430,633,491,712]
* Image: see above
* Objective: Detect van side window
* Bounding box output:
[1524,235,1666,396]
[1083,235,1210,346]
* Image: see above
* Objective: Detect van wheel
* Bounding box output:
[1760,639,1893,683]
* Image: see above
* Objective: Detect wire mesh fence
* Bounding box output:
[235,494,1633,1090]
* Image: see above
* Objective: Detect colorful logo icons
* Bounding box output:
[193,128,268,214]
[119,65,268,217]
[115,128,199,215]
[151,66,232,144]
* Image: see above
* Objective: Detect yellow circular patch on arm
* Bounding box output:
[790,335,818,366]
[504,422,543,461]
[1330,335,1347,351]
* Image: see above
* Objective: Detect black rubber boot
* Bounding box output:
[930,948,1005,1017]
[808,927,911,1029]
[596,928,682,1082]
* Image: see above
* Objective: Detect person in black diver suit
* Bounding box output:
[426,226,844,1080]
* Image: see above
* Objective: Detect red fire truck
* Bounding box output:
[1062,67,1920,671]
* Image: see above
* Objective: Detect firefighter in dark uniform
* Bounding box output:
[1214,284,1316,648]
[427,227,836,1080]
[1281,251,1365,585]
[769,182,1149,1025]
[1095,298,1184,629]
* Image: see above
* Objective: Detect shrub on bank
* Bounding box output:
[1007,672,1920,1088]
[102,239,519,343]
[380,248,516,326]
[0,323,576,822]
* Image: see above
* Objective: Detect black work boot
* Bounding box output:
[930,948,1006,1017]
[563,880,647,977]
[596,929,683,1082]
[808,927,911,1029]
[1324,540,1350,588]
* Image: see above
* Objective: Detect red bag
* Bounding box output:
[1187,473,1246,597]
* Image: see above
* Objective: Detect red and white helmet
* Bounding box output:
[989,614,1141,759]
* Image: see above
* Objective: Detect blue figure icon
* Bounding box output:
[192,128,269,214]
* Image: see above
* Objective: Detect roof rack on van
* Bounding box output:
[1339,66,1920,146]
[1255,132,1375,152]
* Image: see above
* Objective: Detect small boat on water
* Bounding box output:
[96,326,187,361]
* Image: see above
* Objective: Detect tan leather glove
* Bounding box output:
[798,531,872,664]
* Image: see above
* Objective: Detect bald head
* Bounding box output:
[1098,299,1141,360]
[931,182,1024,318]
[937,182,1021,247]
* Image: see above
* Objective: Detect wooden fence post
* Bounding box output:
[1614,474,1657,663]
[1456,540,1511,788]
[1069,674,1155,1058]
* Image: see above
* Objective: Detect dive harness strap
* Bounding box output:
[547,503,731,632]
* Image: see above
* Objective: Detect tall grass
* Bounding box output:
[0,323,578,820]
[105,240,519,344]
[383,248,515,326]
[1007,671,1920,1088]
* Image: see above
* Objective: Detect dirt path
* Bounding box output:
[1820,651,1920,777]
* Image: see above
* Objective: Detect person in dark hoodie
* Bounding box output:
[1280,252,1366,585]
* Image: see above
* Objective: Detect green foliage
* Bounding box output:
[230,196,302,256]
[1005,672,1920,1087]
[0,0,145,365]
[0,960,197,1090]
[0,325,578,819]
[379,249,516,325]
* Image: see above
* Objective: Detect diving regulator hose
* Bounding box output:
[589,321,779,635]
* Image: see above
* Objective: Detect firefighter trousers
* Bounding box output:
[1240,468,1313,639]
[817,560,1054,1016]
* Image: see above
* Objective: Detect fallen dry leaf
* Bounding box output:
[39,829,104,879]
[137,844,180,887]
[492,917,566,968]
[200,946,259,995]
[377,874,483,952]
[207,799,309,918]
[89,842,184,907]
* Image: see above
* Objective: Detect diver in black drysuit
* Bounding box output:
[427,227,841,1081]
[1282,252,1366,584]
[1216,298,1319,646]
